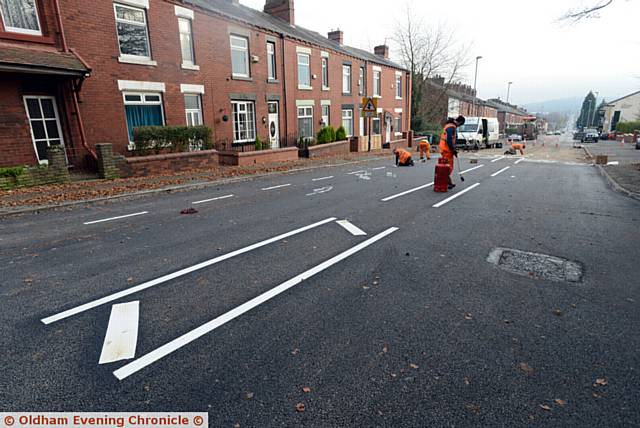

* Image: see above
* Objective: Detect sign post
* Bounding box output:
[361,97,378,152]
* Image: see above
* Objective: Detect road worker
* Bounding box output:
[393,147,415,167]
[419,139,431,162]
[511,141,525,155]
[439,115,465,189]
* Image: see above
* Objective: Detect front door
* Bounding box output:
[268,101,280,148]
[23,95,66,165]
[385,116,391,142]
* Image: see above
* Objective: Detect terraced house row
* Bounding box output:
[0,0,411,168]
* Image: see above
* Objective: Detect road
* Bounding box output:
[1,139,639,427]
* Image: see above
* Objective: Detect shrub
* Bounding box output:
[335,126,347,141]
[133,126,212,155]
[616,121,640,133]
[328,126,336,143]
[0,166,25,178]
[316,126,336,145]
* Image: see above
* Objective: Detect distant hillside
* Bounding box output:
[522,97,584,114]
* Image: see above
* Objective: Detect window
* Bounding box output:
[231,101,256,143]
[230,35,250,78]
[0,0,41,35]
[396,75,402,99]
[321,104,330,127]
[114,3,151,59]
[23,96,64,164]
[395,115,402,133]
[297,53,310,88]
[358,66,365,96]
[178,17,195,66]
[373,70,381,97]
[342,65,351,94]
[321,57,329,89]
[123,92,164,142]
[297,106,313,139]
[184,94,202,126]
[342,109,353,137]
[267,41,276,80]
[372,117,381,135]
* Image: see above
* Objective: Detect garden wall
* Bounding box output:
[306,140,350,158]
[217,147,298,166]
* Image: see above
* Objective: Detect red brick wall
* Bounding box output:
[306,140,350,158]
[0,78,38,166]
[218,147,298,166]
[116,150,219,177]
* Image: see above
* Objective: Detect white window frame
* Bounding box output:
[394,114,402,136]
[372,117,381,135]
[122,91,165,145]
[342,65,352,94]
[114,3,152,62]
[321,104,330,127]
[358,66,365,96]
[231,101,256,143]
[297,53,311,90]
[0,0,42,35]
[297,106,314,140]
[184,94,203,126]
[230,34,250,78]
[373,70,381,97]
[267,41,277,80]
[395,74,403,99]
[178,16,196,68]
[321,57,329,90]
[341,108,353,137]
[23,95,65,165]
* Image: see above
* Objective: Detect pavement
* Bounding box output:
[1,137,639,427]
[582,141,640,198]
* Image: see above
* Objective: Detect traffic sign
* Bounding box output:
[361,97,378,115]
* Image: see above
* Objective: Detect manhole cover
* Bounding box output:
[487,248,583,283]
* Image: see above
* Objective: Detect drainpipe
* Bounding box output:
[279,33,288,141]
[53,0,68,52]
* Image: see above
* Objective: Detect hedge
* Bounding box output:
[0,166,25,178]
[133,126,212,155]
[615,121,640,134]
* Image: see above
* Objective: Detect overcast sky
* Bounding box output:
[241,0,639,106]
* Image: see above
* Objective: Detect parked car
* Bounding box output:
[598,132,609,141]
[508,134,523,142]
[573,131,585,141]
[554,131,562,135]
[582,132,598,143]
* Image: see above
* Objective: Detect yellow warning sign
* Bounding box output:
[361,97,378,116]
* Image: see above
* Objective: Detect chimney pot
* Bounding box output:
[328,29,343,45]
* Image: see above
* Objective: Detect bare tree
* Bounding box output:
[393,4,471,130]
[560,0,614,22]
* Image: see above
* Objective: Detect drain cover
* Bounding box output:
[487,248,583,283]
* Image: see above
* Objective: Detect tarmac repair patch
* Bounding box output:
[487,248,583,283]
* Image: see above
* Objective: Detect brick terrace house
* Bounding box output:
[0,0,411,168]
[0,0,91,167]
[485,99,533,135]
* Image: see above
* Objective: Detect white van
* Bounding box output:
[456,117,500,149]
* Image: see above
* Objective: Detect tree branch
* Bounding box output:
[560,0,614,22]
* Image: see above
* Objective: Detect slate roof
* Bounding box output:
[183,0,406,70]
[0,44,89,76]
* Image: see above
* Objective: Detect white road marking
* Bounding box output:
[491,156,505,163]
[261,184,291,191]
[305,186,334,196]
[515,158,526,164]
[491,166,511,177]
[433,183,480,208]
[41,217,338,325]
[347,170,366,175]
[113,227,398,380]
[98,301,139,365]
[381,182,434,202]
[83,212,148,225]
[192,195,234,205]
[607,161,619,166]
[459,164,484,174]
[336,220,367,236]
[312,176,334,181]
[371,167,386,170]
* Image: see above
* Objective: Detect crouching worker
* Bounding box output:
[419,139,431,162]
[394,147,415,167]
[511,141,525,155]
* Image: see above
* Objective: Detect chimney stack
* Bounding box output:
[328,29,343,45]
[264,0,294,25]
[374,45,389,59]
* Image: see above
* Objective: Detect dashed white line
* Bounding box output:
[433,183,480,208]
[336,220,367,236]
[515,158,525,164]
[312,176,334,181]
[99,301,139,365]
[192,194,234,205]
[491,156,506,163]
[113,227,398,380]
[459,164,484,174]
[41,217,338,325]
[305,186,333,196]
[83,212,148,225]
[261,184,291,191]
[347,170,366,175]
[371,167,386,170]
[381,182,434,202]
[491,166,511,177]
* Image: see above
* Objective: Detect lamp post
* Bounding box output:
[506,81,513,103]
[472,55,482,116]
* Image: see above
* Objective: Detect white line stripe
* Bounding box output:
[491,166,511,177]
[433,183,480,208]
[381,182,434,202]
[347,170,366,175]
[515,158,525,164]
[261,184,291,191]
[371,167,386,170]
[113,227,398,380]
[336,220,367,236]
[459,164,484,174]
[99,301,139,365]
[491,156,505,163]
[312,176,333,181]
[192,195,234,205]
[83,212,148,225]
[41,217,338,325]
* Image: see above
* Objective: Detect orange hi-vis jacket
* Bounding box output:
[439,123,457,155]
[396,148,412,164]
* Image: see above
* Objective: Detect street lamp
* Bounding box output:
[506,81,513,103]
[472,55,482,116]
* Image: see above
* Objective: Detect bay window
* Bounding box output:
[232,101,256,143]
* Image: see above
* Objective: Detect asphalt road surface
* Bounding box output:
[1,148,639,427]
